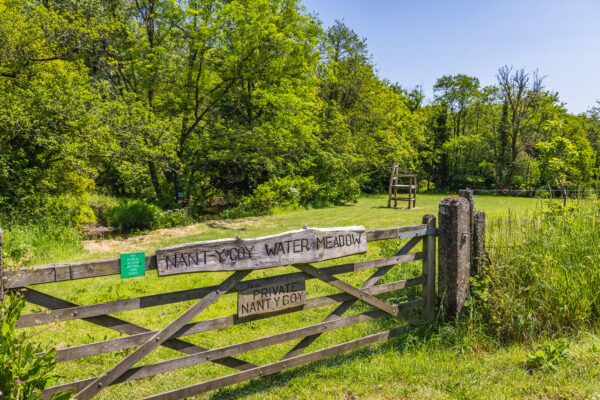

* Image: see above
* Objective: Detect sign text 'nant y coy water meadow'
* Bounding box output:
[155,226,368,275]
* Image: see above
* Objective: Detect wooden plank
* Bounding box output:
[18,285,214,328]
[139,325,412,400]
[294,264,399,317]
[5,255,156,289]
[44,304,419,397]
[18,252,423,328]
[365,225,426,241]
[282,235,423,360]
[6,226,422,288]
[49,278,425,363]
[421,215,437,319]
[75,271,250,400]
[238,278,305,317]
[23,289,256,371]
[396,227,437,240]
[156,226,367,275]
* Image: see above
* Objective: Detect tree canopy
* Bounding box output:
[1,0,599,223]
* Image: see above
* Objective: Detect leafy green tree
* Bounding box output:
[433,74,480,138]
[0,0,111,218]
[536,120,595,205]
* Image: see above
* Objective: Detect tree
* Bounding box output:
[433,74,480,137]
[496,66,545,187]
[536,120,595,206]
[0,0,111,217]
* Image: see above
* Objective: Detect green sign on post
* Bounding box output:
[120,252,146,279]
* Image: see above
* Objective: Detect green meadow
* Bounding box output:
[8,194,600,399]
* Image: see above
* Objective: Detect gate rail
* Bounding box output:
[2,217,438,400]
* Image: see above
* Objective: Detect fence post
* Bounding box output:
[437,197,470,320]
[472,211,486,275]
[459,188,487,276]
[421,214,436,320]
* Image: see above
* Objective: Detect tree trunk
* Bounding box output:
[556,174,567,207]
[148,161,162,201]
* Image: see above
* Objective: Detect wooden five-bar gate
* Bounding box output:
[1,216,439,399]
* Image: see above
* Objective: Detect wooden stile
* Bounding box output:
[2,222,439,400]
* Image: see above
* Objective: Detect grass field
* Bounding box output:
[76,193,545,263]
[11,194,600,399]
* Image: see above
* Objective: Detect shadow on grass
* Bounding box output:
[370,205,418,210]
[208,322,435,400]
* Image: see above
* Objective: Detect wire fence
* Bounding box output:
[486,213,599,252]
[465,188,600,198]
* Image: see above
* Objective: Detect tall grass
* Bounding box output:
[2,222,83,268]
[478,199,600,341]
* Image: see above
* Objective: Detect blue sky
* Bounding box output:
[302,0,600,114]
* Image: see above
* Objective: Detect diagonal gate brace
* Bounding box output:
[23,289,256,373]
[75,271,250,400]
[293,264,400,317]
[283,236,422,360]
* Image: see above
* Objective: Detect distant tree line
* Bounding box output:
[1,0,599,223]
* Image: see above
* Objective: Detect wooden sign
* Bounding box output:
[238,278,306,317]
[156,226,367,276]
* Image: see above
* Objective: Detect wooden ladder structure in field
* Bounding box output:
[387,162,417,209]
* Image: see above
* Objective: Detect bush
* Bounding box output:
[156,209,194,228]
[317,177,360,206]
[43,194,96,227]
[89,194,119,224]
[105,200,161,230]
[239,176,323,213]
[105,200,194,230]
[0,294,72,399]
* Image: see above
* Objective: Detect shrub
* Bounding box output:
[44,194,96,227]
[89,194,119,224]
[156,209,194,228]
[239,176,322,213]
[105,200,161,230]
[0,294,72,399]
[317,177,360,206]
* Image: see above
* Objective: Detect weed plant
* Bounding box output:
[475,198,600,341]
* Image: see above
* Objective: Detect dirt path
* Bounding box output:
[83,217,269,255]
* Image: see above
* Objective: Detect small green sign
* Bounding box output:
[120,252,146,279]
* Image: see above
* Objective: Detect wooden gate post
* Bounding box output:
[437,197,470,320]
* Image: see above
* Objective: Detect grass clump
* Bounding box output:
[105,200,161,230]
[105,199,194,231]
[477,199,600,341]
[2,222,83,268]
